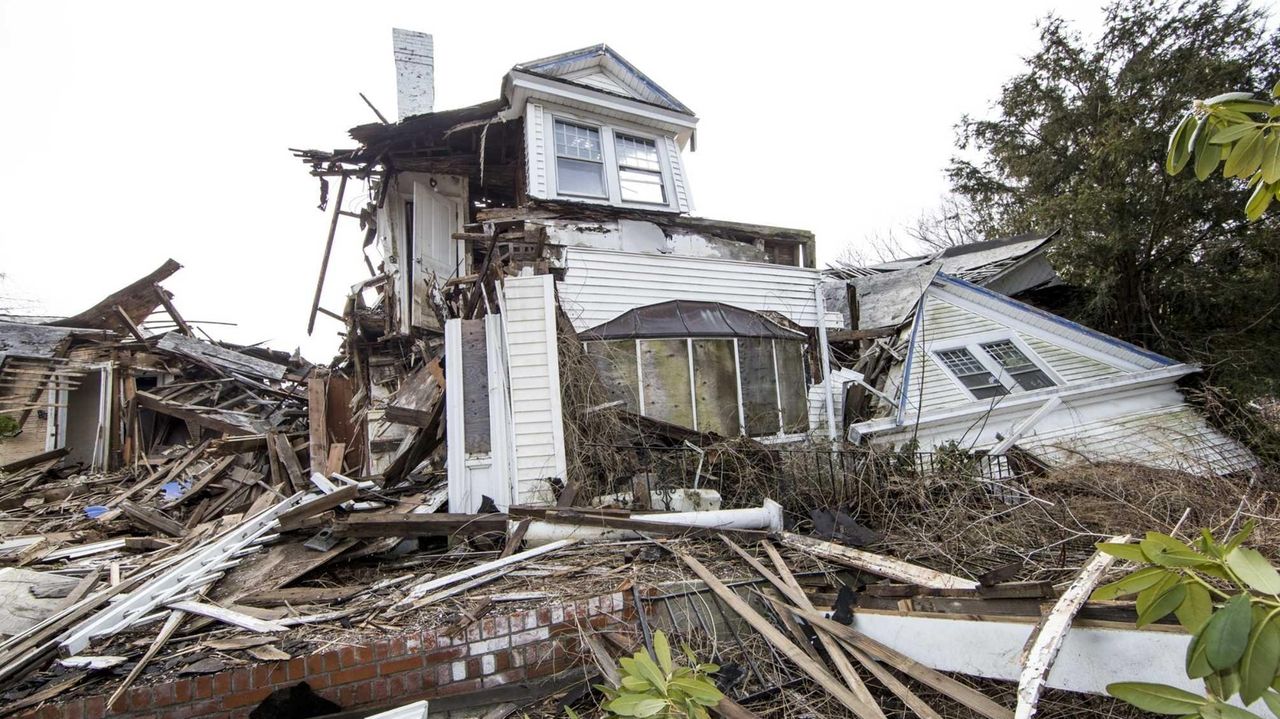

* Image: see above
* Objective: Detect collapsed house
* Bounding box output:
[0,27,1272,719]
[826,237,1257,477]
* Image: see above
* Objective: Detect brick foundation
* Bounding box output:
[18,592,629,719]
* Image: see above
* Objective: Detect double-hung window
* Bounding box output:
[936,348,1009,400]
[553,120,607,198]
[981,340,1056,390]
[614,133,666,204]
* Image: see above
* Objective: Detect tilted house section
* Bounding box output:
[848,274,1255,476]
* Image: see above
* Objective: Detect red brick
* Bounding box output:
[82,696,106,719]
[212,672,232,696]
[355,645,375,665]
[389,637,408,657]
[337,686,357,706]
[194,675,215,700]
[338,647,358,668]
[322,651,341,672]
[222,687,272,710]
[286,657,307,682]
[174,679,193,704]
[152,683,176,707]
[380,656,423,676]
[65,701,83,719]
[430,677,482,697]
[128,687,153,712]
[179,698,224,718]
[423,645,465,665]
[309,672,331,690]
[536,607,552,626]
[494,651,511,672]
[354,681,373,705]
[231,667,253,693]
[482,668,527,688]
[332,664,377,686]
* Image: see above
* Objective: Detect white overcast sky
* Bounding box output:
[0,1,1106,361]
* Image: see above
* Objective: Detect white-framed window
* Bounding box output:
[552,120,608,198]
[933,336,1058,401]
[531,104,687,212]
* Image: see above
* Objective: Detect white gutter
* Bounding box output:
[850,364,1198,442]
[521,499,783,546]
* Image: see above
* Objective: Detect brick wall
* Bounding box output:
[18,592,628,719]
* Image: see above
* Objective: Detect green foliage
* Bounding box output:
[0,415,17,439]
[1166,86,1280,220]
[947,0,1280,393]
[594,631,723,719]
[1095,522,1280,715]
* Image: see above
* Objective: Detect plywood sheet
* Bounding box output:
[585,340,638,412]
[639,339,692,428]
[737,338,780,436]
[692,340,740,436]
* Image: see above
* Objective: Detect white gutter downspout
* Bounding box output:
[895,299,926,427]
[815,285,838,443]
[521,499,784,546]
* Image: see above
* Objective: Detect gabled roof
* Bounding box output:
[512,44,692,116]
[579,300,805,341]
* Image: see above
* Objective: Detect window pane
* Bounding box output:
[619,168,666,204]
[1012,368,1056,390]
[556,157,606,197]
[937,348,1008,399]
[554,120,602,161]
[981,340,1033,370]
[614,134,661,171]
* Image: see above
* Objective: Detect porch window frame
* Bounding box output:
[930,333,1062,402]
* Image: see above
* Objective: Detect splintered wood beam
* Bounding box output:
[778,533,978,590]
[113,305,146,342]
[152,285,193,336]
[308,368,330,476]
[308,173,348,335]
[676,552,886,719]
[1014,535,1130,719]
[271,432,305,494]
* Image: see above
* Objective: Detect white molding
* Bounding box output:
[525,102,548,199]
[507,70,697,135]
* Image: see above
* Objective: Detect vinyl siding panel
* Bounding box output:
[557,247,828,331]
[502,275,567,506]
[1019,334,1122,384]
[920,297,1003,344]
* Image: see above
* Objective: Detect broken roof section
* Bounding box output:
[579,300,806,341]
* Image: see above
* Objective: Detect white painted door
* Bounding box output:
[412,181,461,282]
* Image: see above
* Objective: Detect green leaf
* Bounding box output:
[1221,101,1280,115]
[1261,689,1280,716]
[1211,124,1259,145]
[670,677,724,705]
[1207,594,1255,671]
[1197,142,1224,181]
[1241,612,1280,704]
[1225,129,1267,179]
[1207,92,1258,105]
[1098,541,1149,563]
[1094,567,1174,600]
[1226,522,1259,554]
[630,653,669,694]
[1200,701,1268,719]
[653,630,673,675]
[1206,669,1242,702]
[1139,581,1188,628]
[621,674,653,692]
[1107,682,1207,714]
[1168,114,1196,174]
[1227,548,1280,594]
[606,694,668,718]
[1190,628,1215,679]
[1143,534,1212,567]
[1177,582,1214,634]
[1246,181,1275,221]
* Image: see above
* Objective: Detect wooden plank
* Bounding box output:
[767,599,1012,719]
[155,333,287,381]
[113,305,147,342]
[134,392,251,435]
[239,586,363,606]
[118,500,186,538]
[274,484,358,527]
[1014,535,1129,719]
[396,539,576,610]
[153,284,194,336]
[307,173,346,335]
[162,455,236,508]
[845,644,943,719]
[779,533,978,590]
[500,518,531,559]
[308,368,330,476]
[639,339,694,428]
[0,448,68,474]
[108,609,185,709]
[676,552,885,719]
[326,443,346,475]
[385,361,444,427]
[167,601,288,633]
[271,432,305,494]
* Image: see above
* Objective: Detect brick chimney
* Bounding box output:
[392,29,434,120]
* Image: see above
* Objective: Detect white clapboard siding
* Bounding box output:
[1019,333,1123,384]
[1019,404,1256,475]
[557,247,828,331]
[920,296,1003,344]
[525,102,548,199]
[502,275,567,506]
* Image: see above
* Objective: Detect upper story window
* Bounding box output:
[614,134,665,204]
[528,103,691,213]
[553,120,607,198]
[934,338,1058,401]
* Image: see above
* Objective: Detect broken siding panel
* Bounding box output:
[638,339,693,427]
[525,102,548,199]
[558,247,826,330]
[1018,334,1122,384]
[1019,404,1256,475]
[502,275,567,506]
